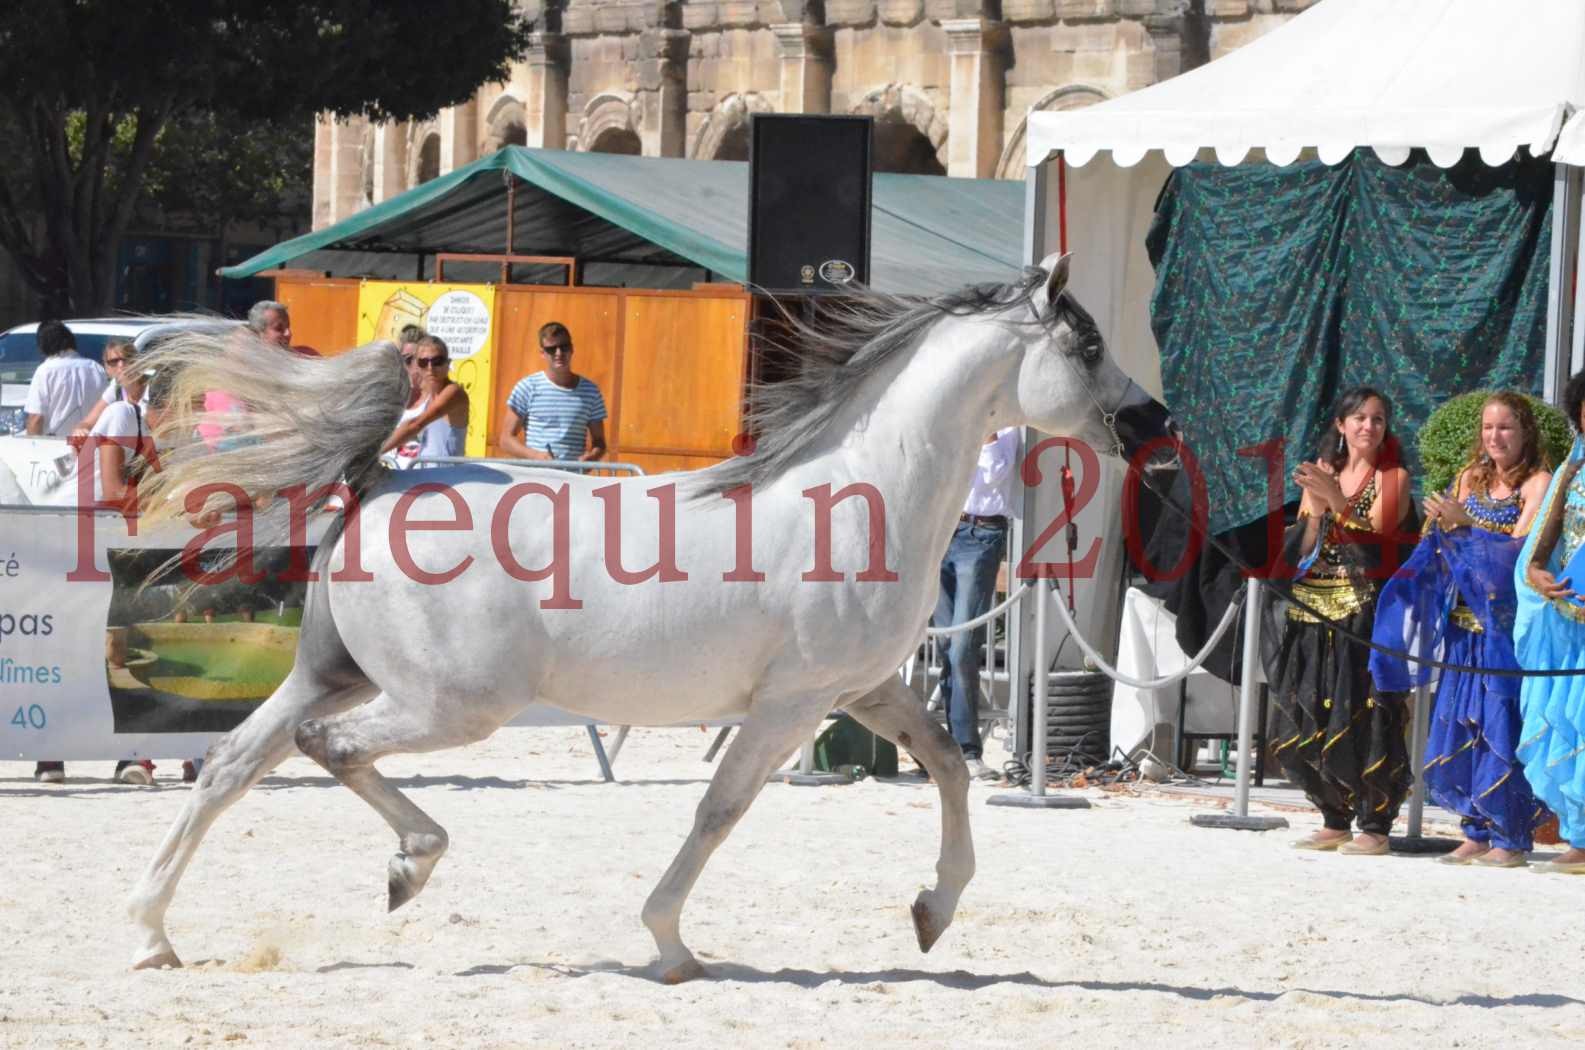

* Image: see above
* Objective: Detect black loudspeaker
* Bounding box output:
[748,114,873,294]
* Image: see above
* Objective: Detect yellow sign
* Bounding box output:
[356,281,496,456]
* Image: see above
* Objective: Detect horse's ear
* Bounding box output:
[1034,251,1072,312]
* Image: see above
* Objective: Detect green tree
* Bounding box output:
[0,1,532,316]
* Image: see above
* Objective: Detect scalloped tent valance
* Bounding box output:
[1027,0,1585,171]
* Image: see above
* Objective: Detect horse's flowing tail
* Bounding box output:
[135,332,409,530]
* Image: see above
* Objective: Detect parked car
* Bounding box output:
[0,317,240,435]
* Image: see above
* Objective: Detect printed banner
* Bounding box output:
[0,507,595,762]
[355,281,497,457]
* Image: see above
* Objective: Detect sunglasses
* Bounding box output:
[541,344,573,356]
[416,356,448,368]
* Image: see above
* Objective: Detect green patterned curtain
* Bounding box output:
[1147,150,1553,533]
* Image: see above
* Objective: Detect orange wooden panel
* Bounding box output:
[617,294,748,460]
[273,277,361,357]
[488,287,624,457]
[619,451,726,477]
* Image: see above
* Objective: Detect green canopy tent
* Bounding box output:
[222,147,1024,295]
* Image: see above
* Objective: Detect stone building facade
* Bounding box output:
[313,0,1315,229]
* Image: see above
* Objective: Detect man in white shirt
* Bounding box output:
[931,427,1020,780]
[23,321,108,436]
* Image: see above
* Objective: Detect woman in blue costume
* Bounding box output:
[1372,392,1551,867]
[1274,387,1415,855]
[1515,372,1585,874]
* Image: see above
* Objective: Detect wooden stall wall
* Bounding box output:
[491,285,749,475]
[271,276,361,357]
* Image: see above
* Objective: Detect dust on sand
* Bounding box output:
[3,727,1582,1048]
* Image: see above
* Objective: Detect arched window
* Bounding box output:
[873,123,946,175]
[416,134,441,184]
[484,96,529,152]
[589,126,642,155]
[851,84,948,177]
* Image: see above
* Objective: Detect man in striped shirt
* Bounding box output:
[499,321,608,462]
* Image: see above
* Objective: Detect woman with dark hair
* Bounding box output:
[1273,386,1415,854]
[1371,392,1552,867]
[1514,371,1585,873]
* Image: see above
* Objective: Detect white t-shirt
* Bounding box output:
[962,427,1021,518]
[53,400,144,507]
[102,378,150,408]
[24,351,109,436]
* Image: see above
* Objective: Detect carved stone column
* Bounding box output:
[771,23,833,114]
[440,97,480,173]
[370,123,407,203]
[314,115,369,229]
[1143,12,1184,84]
[941,18,1007,178]
[522,33,570,148]
[637,28,689,156]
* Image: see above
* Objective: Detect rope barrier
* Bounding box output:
[1038,575,1248,689]
[1136,468,1585,679]
[923,581,1031,636]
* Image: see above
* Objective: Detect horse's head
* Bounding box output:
[1014,252,1177,470]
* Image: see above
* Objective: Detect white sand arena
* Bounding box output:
[4,726,1582,1048]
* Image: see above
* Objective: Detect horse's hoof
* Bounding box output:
[911,894,946,953]
[387,852,426,912]
[132,949,183,971]
[659,957,706,985]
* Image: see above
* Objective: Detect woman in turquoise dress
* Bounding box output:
[1515,372,1585,874]
[1371,392,1551,867]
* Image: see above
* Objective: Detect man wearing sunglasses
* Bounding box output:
[500,321,607,462]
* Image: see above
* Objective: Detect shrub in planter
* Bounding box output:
[1417,391,1572,495]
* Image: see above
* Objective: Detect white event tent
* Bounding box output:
[1023,0,1585,403]
[1004,0,1585,767]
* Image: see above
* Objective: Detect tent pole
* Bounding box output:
[506,172,517,255]
[1574,166,1585,382]
[1544,163,1582,403]
[1010,158,1053,765]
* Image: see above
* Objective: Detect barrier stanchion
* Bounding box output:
[988,575,1090,810]
[1191,578,1288,831]
[1391,680,1457,854]
[768,738,853,786]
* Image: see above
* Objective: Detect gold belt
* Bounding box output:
[1449,604,1483,634]
[1287,577,1376,623]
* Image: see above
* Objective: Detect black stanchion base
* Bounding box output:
[767,770,853,786]
[1191,813,1290,831]
[985,792,1091,809]
[1388,834,1460,855]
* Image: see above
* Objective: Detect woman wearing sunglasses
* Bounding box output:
[69,337,146,441]
[382,333,469,462]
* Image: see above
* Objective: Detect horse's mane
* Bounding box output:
[698,267,1095,495]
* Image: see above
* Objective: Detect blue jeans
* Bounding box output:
[932,520,1008,759]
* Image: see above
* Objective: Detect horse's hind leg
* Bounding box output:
[295,693,512,912]
[126,672,374,969]
[642,695,830,984]
[844,674,975,953]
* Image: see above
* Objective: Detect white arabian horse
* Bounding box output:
[126,254,1173,982]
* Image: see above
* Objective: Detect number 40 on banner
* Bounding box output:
[10,704,46,729]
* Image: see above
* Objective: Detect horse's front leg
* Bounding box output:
[641,694,831,984]
[844,674,974,952]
